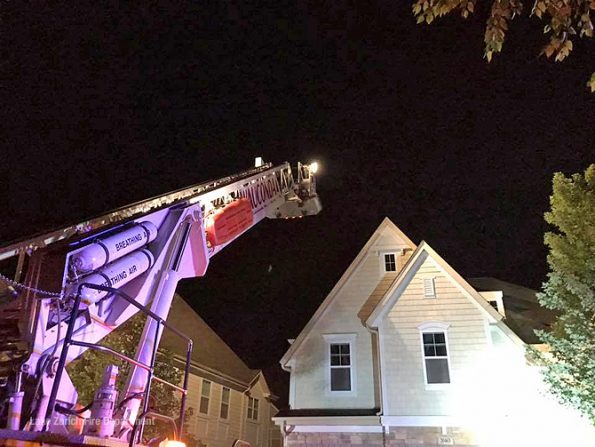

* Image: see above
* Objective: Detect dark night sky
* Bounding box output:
[2,2,594,401]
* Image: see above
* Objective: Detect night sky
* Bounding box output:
[2,2,594,401]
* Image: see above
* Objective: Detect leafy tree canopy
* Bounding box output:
[68,313,194,442]
[411,0,595,91]
[531,165,595,422]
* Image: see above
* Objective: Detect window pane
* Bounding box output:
[434,333,445,344]
[424,345,435,357]
[422,333,433,344]
[331,368,351,391]
[426,359,450,384]
[222,387,230,404]
[200,396,209,414]
[331,354,341,366]
[330,344,340,354]
[384,254,396,272]
[435,344,447,356]
[202,380,211,397]
[220,403,229,419]
[339,344,350,355]
[340,354,350,366]
[247,407,252,419]
[253,399,259,420]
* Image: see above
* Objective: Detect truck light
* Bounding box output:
[159,440,186,447]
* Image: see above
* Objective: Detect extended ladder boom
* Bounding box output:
[0,159,321,442]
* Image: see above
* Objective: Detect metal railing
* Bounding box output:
[43,283,193,447]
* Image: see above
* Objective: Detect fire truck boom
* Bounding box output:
[0,159,321,447]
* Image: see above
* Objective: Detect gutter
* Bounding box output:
[364,325,383,418]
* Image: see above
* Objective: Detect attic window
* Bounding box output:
[423,278,436,298]
[384,253,397,272]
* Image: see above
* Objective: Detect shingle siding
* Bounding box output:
[381,256,489,416]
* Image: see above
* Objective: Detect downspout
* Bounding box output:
[366,325,386,447]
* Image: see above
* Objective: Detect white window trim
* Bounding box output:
[199,379,211,415]
[378,249,402,275]
[323,333,357,397]
[247,396,259,422]
[219,386,230,420]
[417,322,451,390]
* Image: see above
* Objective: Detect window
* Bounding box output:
[199,379,211,414]
[247,397,259,421]
[330,343,351,391]
[422,332,450,384]
[423,278,436,298]
[324,333,356,395]
[220,387,230,419]
[383,253,397,272]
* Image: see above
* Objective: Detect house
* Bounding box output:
[273,218,595,447]
[162,294,282,447]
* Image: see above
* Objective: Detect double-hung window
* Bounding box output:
[247,397,259,421]
[199,379,211,414]
[418,323,451,387]
[324,334,356,395]
[220,387,230,419]
[330,343,351,391]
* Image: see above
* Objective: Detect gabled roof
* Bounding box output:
[366,241,524,346]
[280,218,416,368]
[468,277,555,344]
[161,294,258,387]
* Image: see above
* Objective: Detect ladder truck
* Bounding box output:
[0,159,322,447]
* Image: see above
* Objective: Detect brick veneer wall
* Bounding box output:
[285,426,480,446]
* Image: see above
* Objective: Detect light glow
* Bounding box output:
[159,440,186,447]
[309,162,319,174]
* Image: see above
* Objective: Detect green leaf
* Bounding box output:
[588,72,595,92]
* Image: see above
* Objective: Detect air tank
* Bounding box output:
[73,249,155,304]
[70,221,158,273]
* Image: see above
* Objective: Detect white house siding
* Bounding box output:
[290,227,410,410]
[380,256,490,416]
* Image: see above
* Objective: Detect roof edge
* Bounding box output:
[280,218,416,367]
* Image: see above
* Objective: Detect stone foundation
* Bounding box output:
[285,426,479,446]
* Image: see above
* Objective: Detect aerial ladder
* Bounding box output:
[0,159,321,447]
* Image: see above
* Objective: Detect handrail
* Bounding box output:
[69,341,152,371]
[43,282,192,447]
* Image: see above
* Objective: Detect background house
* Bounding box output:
[162,295,282,447]
[273,218,595,447]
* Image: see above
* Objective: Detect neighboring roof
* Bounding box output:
[468,277,555,344]
[274,408,380,418]
[161,294,257,388]
[280,218,416,368]
[366,241,525,346]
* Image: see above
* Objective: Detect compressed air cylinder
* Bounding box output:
[70,221,158,273]
[74,249,155,304]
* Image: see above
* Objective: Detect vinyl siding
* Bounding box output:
[380,256,490,416]
[290,226,411,409]
[185,373,278,447]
